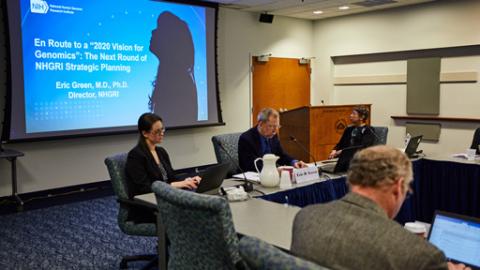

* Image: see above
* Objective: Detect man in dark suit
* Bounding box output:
[238,108,306,172]
[292,145,470,270]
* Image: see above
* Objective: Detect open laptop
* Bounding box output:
[195,162,230,195]
[320,146,363,174]
[427,211,480,270]
[405,135,423,158]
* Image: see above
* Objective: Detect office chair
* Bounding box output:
[371,126,389,145]
[238,235,329,270]
[211,132,242,176]
[105,153,158,270]
[152,181,246,270]
[471,127,480,154]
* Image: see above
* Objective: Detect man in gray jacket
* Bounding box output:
[291,145,469,270]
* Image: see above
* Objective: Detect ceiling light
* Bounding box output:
[338,5,350,10]
[313,10,323,14]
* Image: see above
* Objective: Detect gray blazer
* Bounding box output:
[291,193,448,270]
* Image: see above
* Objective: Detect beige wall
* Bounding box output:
[3,0,479,196]
[312,0,480,155]
[0,8,313,196]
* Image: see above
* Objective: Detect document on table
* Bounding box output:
[452,153,468,159]
[232,171,260,182]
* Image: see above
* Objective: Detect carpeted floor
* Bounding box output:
[0,196,157,270]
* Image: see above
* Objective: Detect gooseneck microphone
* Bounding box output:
[288,135,321,174]
[214,140,254,192]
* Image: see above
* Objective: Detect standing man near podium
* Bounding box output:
[238,108,306,172]
[328,106,375,159]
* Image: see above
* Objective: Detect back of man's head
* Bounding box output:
[347,145,412,191]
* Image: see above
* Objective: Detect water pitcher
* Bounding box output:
[254,154,280,187]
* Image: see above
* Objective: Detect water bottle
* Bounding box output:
[404,133,411,147]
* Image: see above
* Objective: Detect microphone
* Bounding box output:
[341,145,364,151]
[288,135,321,174]
[214,140,254,192]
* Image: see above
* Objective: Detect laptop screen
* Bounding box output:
[333,145,363,173]
[428,211,480,268]
[196,162,230,194]
[405,135,422,157]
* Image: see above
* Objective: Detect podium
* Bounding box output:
[279,104,371,162]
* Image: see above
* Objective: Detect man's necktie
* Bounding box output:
[264,138,272,154]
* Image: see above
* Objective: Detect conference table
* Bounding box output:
[135,190,300,270]
[135,154,480,269]
[255,154,480,224]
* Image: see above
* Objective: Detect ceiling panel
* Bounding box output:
[205,0,437,20]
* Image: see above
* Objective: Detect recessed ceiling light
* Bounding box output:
[313,10,323,14]
[339,5,350,10]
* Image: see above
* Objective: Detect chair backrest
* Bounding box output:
[104,153,131,233]
[371,126,388,145]
[471,127,480,154]
[211,132,242,175]
[239,236,329,270]
[152,181,243,270]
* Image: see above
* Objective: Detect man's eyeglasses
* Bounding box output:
[265,123,281,130]
[151,128,166,135]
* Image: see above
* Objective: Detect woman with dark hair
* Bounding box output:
[149,11,198,125]
[125,112,200,223]
[328,107,375,159]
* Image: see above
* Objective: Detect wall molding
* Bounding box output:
[334,71,477,86]
[331,44,480,65]
[391,115,480,123]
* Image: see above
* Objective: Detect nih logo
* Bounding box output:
[30,0,49,14]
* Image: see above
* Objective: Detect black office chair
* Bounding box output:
[105,153,158,270]
[371,126,388,145]
[152,180,246,269]
[211,132,242,176]
[471,127,480,154]
[239,235,330,270]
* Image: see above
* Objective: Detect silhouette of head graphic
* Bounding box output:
[148,11,198,124]
[150,11,194,69]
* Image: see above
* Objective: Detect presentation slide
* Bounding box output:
[5,0,220,141]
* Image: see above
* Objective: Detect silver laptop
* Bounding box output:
[318,158,338,173]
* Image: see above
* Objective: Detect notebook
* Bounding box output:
[195,162,230,194]
[427,211,480,270]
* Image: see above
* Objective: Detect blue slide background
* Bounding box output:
[20,0,207,133]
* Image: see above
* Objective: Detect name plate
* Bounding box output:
[293,167,319,184]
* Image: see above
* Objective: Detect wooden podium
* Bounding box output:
[279,104,371,162]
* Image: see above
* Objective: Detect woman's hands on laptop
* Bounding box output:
[171,176,202,189]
